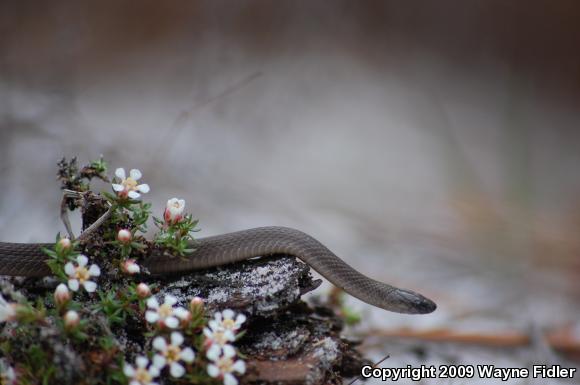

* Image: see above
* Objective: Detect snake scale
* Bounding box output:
[0,226,436,314]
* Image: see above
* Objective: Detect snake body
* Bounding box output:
[0,226,436,314]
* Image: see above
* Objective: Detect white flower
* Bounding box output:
[54,283,71,306]
[0,359,16,385]
[112,168,150,199]
[124,356,160,385]
[207,344,246,385]
[209,309,246,333]
[145,295,187,329]
[164,198,185,224]
[122,259,141,275]
[117,229,132,243]
[152,332,195,377]
[64,255,100,293]
[136,283,151,298]
[0,294,17,323]
[64,310,80,328]
[203,325,235,352]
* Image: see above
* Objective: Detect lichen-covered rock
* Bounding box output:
[148,255,367,384]
[156,255,322,317]
[239,302,368,385]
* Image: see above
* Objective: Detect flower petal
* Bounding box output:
[112,183,124,192]
[233,359,246,374]
[208,320,221,331]
[206,344,221,361]
[223,309,234,320]
[224,330,236,342]
[207,364,219,377]
[181,347,195,363]
[224,373,239,385]
[223,344,236,358]
[148,365,160,377]
[129,381,140,385]
[77,254,88,266]
[171,331,184,346]
[83,281,97,293]
[68,279,79,291]
[138,184,150,193]
[115,168,126,179]
[123,364,135,377]
[174,307,189,320]
[235,313,246,325]
[145,311,160,323]
[164,295,177,306]
[170,362,185,378]
[152,354,166,369]
[64,262,75,276]
[129,169,142,181]
[127,191,140,199]
[153,336,167,351]
[136,356,148,368]
[147,297,159,309]
[164,316,179,329]
[88,264,101,276]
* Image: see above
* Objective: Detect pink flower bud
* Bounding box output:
[121,259,140,275]
[64,310,80,329]
[190,296,204,313]
[54,283,71,307]
[117,229,132,244]
[164,198,185,224]
[136,283,151,298]
[57,237,72,251]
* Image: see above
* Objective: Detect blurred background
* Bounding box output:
[1,1,580,383]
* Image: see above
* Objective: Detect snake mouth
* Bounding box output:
[394,289,437,314]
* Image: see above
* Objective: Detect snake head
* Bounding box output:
[391,288,437,314]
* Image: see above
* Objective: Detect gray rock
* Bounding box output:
[155,255,322,317]
[154,255,368,384]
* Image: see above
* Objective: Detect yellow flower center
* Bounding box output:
[214,330,229,345]
[222,319,236,330]
[135,367,152,383]
[217,357,234,374]
[165,345,181,363]
[75,267,90,283]
[122,177,138,191]
[158,304,173,318]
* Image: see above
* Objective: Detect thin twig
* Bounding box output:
[60,194,75,240]
[362,328,529,347]
[77,203,113,242]
[347,353,390,385]
[359,327,580,355]
[60,189,87,240]
[60,189,112,242]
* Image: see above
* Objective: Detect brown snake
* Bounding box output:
[0,226,436,314]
